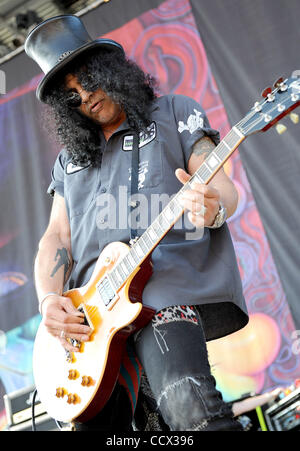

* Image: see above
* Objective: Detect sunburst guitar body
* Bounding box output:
[33,241,155,423]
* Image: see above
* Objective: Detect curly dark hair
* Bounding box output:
[44,48,158,166]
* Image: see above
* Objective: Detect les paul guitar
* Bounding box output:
[33,73,300,423]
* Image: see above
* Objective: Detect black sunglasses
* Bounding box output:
[65,91,83,109]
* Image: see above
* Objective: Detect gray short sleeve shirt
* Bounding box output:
[48,94,248,340]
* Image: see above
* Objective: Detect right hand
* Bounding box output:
[41,294,92,352]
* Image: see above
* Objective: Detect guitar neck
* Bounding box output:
[108,125,245,291]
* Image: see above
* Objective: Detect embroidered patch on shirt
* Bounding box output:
[177,109,204,134]
[66,162,90,174]
[123,122,156,151]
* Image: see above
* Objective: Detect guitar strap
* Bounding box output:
[130,132,140,241]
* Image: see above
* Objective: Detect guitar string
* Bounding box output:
[239,88,294,134]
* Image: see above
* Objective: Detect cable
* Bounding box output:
[31,388,68,431]
[31,388,38,431]
[55,419,64,430]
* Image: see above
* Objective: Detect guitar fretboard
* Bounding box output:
[107,126,245,292]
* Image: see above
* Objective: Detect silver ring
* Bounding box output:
[194,205,207,216]
[60,330,66,339]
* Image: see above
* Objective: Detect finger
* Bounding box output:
[180,199,206,215]
[188,211,205,227]
[188,183,220,199]
[44,316,91,335]
[175,168,191,185]
[45,307,84,325]
[58,330,91,353]
[58,329,91,342]
[58,337,82,353]
[179,189,204,204]
[61,296,84,317]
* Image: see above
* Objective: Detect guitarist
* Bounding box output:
[26,15,248,431]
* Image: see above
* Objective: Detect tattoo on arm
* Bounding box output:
[192,136,216,158]
[50,247,71,283]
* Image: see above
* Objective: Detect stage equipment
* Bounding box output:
[3,384,58,431]
[264,382,300,431]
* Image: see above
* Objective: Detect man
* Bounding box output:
[25,15,248,431]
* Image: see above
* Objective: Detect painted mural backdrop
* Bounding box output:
[107,0,300,400]
[0,0,299,429]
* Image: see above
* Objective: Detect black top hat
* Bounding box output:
[25,15,124,102]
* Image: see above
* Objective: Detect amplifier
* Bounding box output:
[3,384,58,431]
[264,387,300,431]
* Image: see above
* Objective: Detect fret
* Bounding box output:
[147,225,159,241]
[122,255,133,272]
[157,212,170,231]
[197,162,212,182]
[114,266,124,284]
[224,128,242,147]
[163,205,176,223]
[116,264,126,281]
[222,140,231,150]
[215,128,244,163]
[142,230,155,249]
[192,172,205,184]
[127,251,137,268]
[152,219,163,237]
[170,197,183,217]
[120,260,130,277]
[138,236,149,254]
[180,182,192,193]
[231,125,245,140]
[134,242,145,258]
[207,150,221,166]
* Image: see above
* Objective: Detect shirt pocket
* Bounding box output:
[64,165,97,219]
[136,138,163,190]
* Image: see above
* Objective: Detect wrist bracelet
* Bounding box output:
[38,292,59,315]
[206,202,227,229]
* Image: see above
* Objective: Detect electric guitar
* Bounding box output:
[33,73,300,423]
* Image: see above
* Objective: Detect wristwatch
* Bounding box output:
[207,202,227,229]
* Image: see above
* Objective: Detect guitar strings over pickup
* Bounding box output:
[96,276,116,307]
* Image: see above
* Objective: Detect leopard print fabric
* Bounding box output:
[152,304,199,327]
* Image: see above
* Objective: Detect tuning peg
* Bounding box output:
[290,112,299,124]
[275,123,287,134]
[261,87,272,98]
[274,77,284,88]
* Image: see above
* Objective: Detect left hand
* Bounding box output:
[175,168,220,227]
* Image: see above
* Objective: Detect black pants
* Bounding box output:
[74,305,242,431]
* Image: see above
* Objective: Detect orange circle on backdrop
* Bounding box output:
[207,313,281,376]
[211,366,265,400]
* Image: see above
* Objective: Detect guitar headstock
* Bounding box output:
[237,71,300,137]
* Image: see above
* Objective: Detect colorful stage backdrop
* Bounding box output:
[0,0,299,429]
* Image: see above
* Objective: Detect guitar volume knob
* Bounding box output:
[67,393,79,404]
[55,387,66,398]
[81,375,93,386]
[68,369,79,380]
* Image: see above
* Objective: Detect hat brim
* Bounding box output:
[36,39,124,102]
